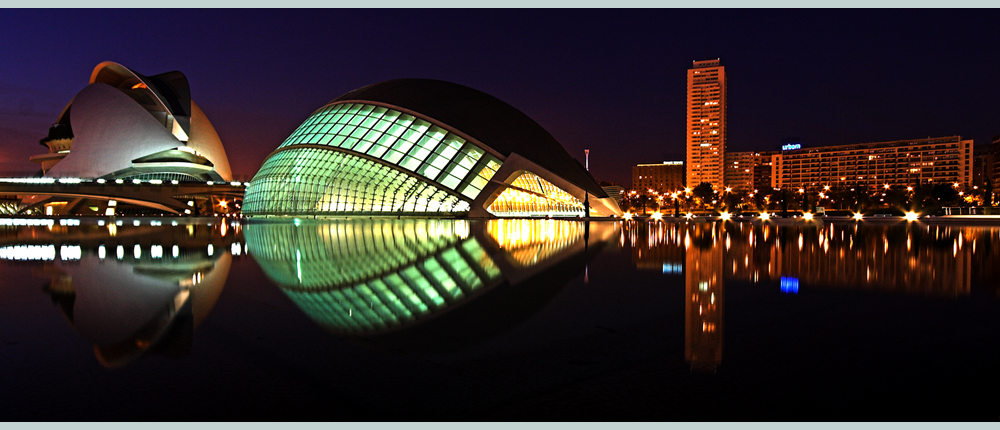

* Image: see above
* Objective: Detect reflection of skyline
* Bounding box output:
[245,219,618,349]
[1,220,241,368]
[626,221,996,297]
[623,220,1000,372]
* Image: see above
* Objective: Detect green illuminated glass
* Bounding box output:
[247,102,505,215]
[244,147,470,215]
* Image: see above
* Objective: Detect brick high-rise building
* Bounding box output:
[686,59,726,189]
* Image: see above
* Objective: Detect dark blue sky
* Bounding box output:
[1,9,998,185]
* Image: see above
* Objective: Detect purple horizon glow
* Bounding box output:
[1,9,998,186]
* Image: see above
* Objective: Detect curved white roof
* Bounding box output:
[43,62,232,181]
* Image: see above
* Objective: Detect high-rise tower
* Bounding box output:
[686,59,726,189]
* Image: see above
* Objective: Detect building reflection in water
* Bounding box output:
[244,218,618,351]
[0,219,242,367]
[624,220,1000,371]
[684,222,723,372]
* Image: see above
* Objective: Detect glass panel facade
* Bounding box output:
[279,103,498,187]
[245,101,509,215]
[244,147,470,215]
[487,172,585,217]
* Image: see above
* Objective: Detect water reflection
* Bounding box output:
[684,223,723,372]
[625,219,1000,371]
[244,218,618,350]
[0,219,242,367]
[627,221,999,295]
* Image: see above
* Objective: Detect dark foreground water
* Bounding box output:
[0,216,997,421]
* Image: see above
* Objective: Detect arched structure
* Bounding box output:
[244,79,622,218]
[31,61,232,183]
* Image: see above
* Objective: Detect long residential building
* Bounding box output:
[632,161,684,193]
[773,136,972,189]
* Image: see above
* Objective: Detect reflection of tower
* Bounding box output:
[684,223,724,372]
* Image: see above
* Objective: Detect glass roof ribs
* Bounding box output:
[271,102,500,196]
[244,146,470,216]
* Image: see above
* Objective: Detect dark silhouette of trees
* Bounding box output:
[692,182,715,210]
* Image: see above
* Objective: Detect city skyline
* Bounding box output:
[1,9,999,187]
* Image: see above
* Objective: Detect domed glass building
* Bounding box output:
[243,79,622,218]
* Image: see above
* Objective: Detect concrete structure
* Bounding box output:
[725,151,777,192]
[244,79,622,218]
[31,62,231,182]
[752,151,778,190]
[686,59,726,189]
[723,151,754,191]
[773,136,972,190]
[602,184,625,203]
[0,180,244,216]
[11,62,237,216]
[632,161,684,194]
[972,147,995,189]
[972,136,1000,192]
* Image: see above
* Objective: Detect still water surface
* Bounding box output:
[0,217,997,420]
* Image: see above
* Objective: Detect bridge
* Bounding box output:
[0,178,245,215]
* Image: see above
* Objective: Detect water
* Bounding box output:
[0,217,996,420]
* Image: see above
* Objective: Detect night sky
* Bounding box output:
[1,9,998,186]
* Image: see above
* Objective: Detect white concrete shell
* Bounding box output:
[47,83,182,179]
[188,101,231,181]
[43,62,232,181]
